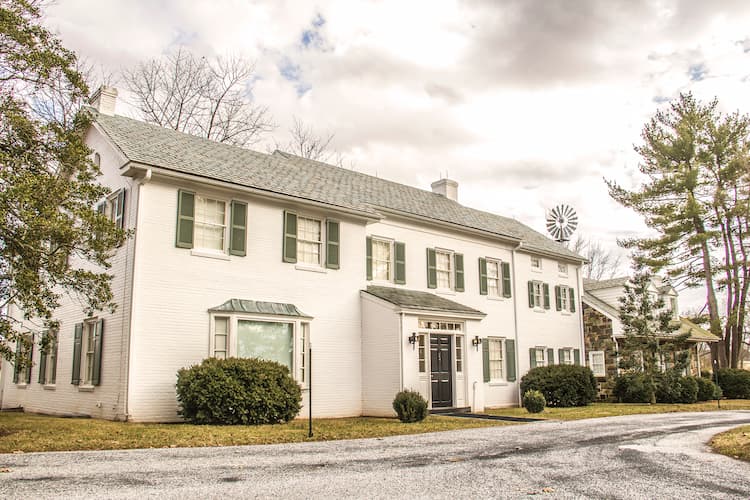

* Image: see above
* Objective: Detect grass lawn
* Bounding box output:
[484,399,750,421]
[710,425,750,462]
[0,412,511,454]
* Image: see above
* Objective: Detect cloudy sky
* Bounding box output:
[45,0,750,308]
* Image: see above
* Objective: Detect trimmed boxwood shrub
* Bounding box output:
[392,390,428,423]
[716,368,750,399]
[176,357,302,425]
[523,390,546,413]
[654,372,698,404]
[695,376,722,401]
[520,365,597,407]
[613,373,654,403]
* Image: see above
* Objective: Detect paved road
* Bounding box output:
[1,411,750,499]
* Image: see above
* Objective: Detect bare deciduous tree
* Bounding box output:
[274,116,351,167]
[123,48,274,147]
[571,235,625,281]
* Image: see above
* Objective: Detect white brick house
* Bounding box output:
[0,88,586,422]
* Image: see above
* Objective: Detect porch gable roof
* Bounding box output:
[364,286,486,317]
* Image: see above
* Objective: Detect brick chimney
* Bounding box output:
[89,86,118,116]
[431,178,458,202]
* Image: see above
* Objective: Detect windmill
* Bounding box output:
[546,204,578,243]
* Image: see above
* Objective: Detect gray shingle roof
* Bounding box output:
[209,298,310,318]
[364,286,485,316]
[583,277,630,292]
[94,112,584,261]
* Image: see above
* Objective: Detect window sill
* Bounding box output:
[533,307,547,313]
[486,295,505,302]
[435,289,455,296]
[530,267,543,273]
[295,264,327,274]
[16,384,28,389]
[489,381,509,387]
[43,384,56,391]
[190,249,230,261]
[78,385,95,392]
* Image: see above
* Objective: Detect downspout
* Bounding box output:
[122,168,151,421]
[576,264,586,368]
[511,243,522,407]
[398,312,404,391]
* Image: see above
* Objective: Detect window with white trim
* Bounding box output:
[297,216,322,265]
[531,281,543,308]
[372,238,392,281]
[558,262,568,275]
[40,329,58,384]
[531,256,542,270]
[211,315,308,384]
[435,250,452,289]
[418,334,426,373]
[488,338,504,381]
[82,320,97,385]
[487,259,500,297]
[534,347,546,367]
[560,285,569,311]
[589,351,606,377]
[559,348,573,365]
[194,196,227,251]
[455,336,463,373]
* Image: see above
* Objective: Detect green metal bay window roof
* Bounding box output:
[365,286,486,317]
[209,299,311,318]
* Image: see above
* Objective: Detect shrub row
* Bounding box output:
[716,368,750,399]
[520,365,597,407]
[613,371,722,404]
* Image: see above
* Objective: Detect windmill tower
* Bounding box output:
[545,204,578,243]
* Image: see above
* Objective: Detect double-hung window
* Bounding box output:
[83,322,97,385]
[297,216,322,265]
[72,319,103,387]
[554,285,576,312]
[39,329,58,385]
[560,286,568,311]
[488,338,504,381]
[12,334,32,385]
[372,238,392,281]
[486,260,500,297]
[426,248,464,291]
[559,348,573,365]
[531,256,542,270]
[176,190,247,256]
[589,351,606,377]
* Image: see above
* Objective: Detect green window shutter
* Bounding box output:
[71,323,83,385]
[529,348,537,369]
[92,319,104,386]
[454,253,464,292]
[555,285,562,311]
[38,337,47,384]
[570,288,576,312]
[478,258,488,295]
[229,201,247,256]
[547,348,554,365]
[282,211,297,263]
[543,283,550,309]
[115,189,126,230]
[501,262,512,298]
[13,341,20,384]
[394,241,406,284]
[426,248,437,289]
[325,220,340,269]
[574,348,581,366]
[175,190,195,249]
[366,237,373,280]
[527,281,534,308]
[482,339,490,382]
[25,342,33,384]
[506,339,516,382]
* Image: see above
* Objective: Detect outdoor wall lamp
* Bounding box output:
[408,333,418,349]
[472,335,481,349]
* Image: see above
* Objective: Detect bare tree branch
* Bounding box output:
[571,234,626,280]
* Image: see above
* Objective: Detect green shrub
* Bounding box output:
[613,372,654,403]
[392,390,428,423]
[520,364,597,407]
[716,368,750,399]
[522,390,546,413]
[654,371,698,404]
[695,376,722,401]
[176,357,302,425]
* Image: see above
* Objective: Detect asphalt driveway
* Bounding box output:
[1,411,750,499]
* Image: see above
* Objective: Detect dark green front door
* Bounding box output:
[430,335,453,407]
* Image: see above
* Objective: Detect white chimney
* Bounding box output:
[89,86,118,116]
[431,178,458,202]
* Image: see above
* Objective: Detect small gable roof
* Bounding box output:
[93,112,584,262]
[583,276,629,292]
[209,299,311,318]
[364,286,486,317]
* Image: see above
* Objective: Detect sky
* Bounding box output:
[44,0,750,310]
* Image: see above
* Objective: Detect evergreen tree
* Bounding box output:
[0,0,126,361]
[608,93,750,368]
